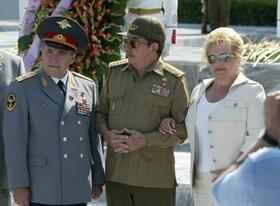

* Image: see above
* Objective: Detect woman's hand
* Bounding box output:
[158,117,176,134]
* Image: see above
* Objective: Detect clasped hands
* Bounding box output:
[104,128,146,154]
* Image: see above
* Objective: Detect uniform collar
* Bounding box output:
[51,71,69,85]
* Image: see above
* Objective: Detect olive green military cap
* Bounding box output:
[120,16,166,42]
[37,16,88,53]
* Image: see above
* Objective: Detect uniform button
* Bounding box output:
[63,137,68,142]
[77,120,82,125]
[80,137,83,141]
[208,116,212,120]
[209,144,214,148]
[208,130,212,134]
[233,103,238,107]
[63,154,68,159]
[212,159,216,163]
[80,153,84,159]
[61,121,65,126]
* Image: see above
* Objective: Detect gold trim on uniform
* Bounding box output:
[108,59,128,68]
[164,63,185,77]
[15,71,37,82]
[40,76,48,87]
[7,93,16,112]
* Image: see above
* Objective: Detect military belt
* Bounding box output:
[129,8,162,15]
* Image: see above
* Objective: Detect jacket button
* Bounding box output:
[212,159,216,163]
[63,137,68,142]
[80,137,83,141]
[209,144,214,148]
[80,153,84,159]
[77,120,82,125]
[208,116,212,120]
[233,103,238,107]
[63,154,68,159]
[61,121,65,126]
[208,130,212,134]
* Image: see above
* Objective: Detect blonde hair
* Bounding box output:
[204,27,244,59]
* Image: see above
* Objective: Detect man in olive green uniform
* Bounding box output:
[96,16,189,206]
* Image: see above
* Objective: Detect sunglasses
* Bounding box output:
[207,53,235,64]
[123,38,149,49]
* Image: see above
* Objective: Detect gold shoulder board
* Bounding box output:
[15,71,37,82]
[108,59,128,68]
[72,72,93,82]
[164,64,185,77]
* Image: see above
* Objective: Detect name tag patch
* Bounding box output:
[151,84,171,97]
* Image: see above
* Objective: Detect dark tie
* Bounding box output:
[57,80,66,96]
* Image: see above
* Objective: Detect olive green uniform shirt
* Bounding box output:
[96,58,189,188]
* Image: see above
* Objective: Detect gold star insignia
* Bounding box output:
[57,19,72,29]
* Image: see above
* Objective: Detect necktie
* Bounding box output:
[57,80,66,96]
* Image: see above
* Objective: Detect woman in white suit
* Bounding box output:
[159,27,265,205]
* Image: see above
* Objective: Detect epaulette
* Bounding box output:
[164,63,185,77]
[108,59,128,68]
[72,72,94,82]
[15,71,37,82]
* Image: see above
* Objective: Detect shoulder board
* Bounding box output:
[164,63,185,77]
[108,59,128,68]
[71,72,93,82]
[15,71,37,82]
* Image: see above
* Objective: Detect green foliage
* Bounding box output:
[18,0,128,83]
[178,0,277,26]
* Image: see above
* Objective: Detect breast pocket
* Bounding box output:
[144,93,171,121]
[108,90,126,116]
[222,99,247,121]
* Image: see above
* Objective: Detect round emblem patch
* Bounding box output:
[7,93,16,112]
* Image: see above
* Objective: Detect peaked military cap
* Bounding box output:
[119,16,165,42]
[37,16,88,53]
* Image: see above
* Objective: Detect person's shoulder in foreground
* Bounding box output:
[212,147,280,206]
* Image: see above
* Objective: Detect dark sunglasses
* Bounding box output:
[123,38,149,49]
[207,53,235,64]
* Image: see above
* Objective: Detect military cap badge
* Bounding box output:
[6,93,16,112]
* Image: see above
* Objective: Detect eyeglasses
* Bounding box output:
[123,38,149,49]
[207,53,235,64]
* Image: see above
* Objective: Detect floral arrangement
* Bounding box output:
[243,38,280,67]
[18,0,127,82]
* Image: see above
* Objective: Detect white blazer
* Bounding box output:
[186,73,265,188]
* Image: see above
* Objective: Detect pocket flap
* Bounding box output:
[224,100,246,108]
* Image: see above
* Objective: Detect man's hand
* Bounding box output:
[103,130,130,152]
[91,185,102,199]
[265,91,280,143]
[158,117,176,134]
[12,187,31,206]
[115,128,146,153]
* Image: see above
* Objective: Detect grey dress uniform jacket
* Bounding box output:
[0,51,25,189]
[3,68,104,205]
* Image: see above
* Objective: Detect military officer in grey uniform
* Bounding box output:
[3,16,104,206]
[96,16,189,206]
[0,51,25,206]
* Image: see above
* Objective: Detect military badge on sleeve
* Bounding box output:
[7,93,16,112]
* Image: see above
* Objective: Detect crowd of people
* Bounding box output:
[0,1,279,206]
